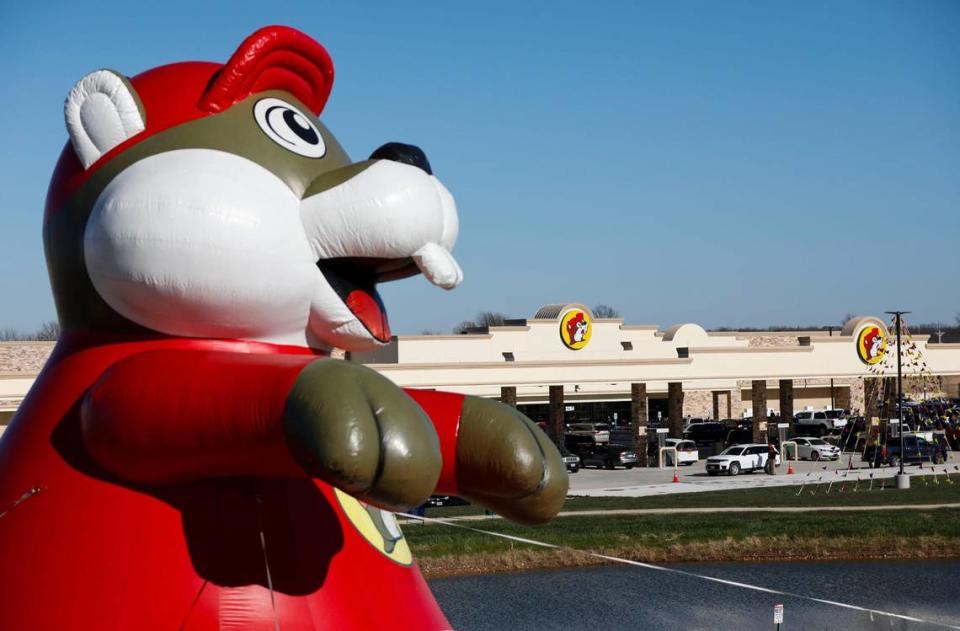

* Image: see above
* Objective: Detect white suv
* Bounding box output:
[706,444,780,476]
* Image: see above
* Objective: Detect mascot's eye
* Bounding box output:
[253,97,326,158]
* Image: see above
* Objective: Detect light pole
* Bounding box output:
[886,310,910,488]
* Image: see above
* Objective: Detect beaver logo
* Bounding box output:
[560,309,592,350]
[334,488,412,565]
[857,325,887,365]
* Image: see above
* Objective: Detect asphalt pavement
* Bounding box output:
[567,454,959,497]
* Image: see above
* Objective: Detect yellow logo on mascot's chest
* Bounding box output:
[560,309,592,350]
[334,488,412,565]
[856,325,887,365]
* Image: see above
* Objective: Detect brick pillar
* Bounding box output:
[548,385,564,447]
[778,380,794,427]
[631,383,648,467]
[712,391,721,421]
[835,385,851,411]
[752,380,768,443]
[726,391,733,419]
[668,382,684,438]
[864,378,880,420]
[499,386,517,408]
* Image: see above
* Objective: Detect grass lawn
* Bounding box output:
[425,473,960,518]
[408,507,960,558]
[408,475,960,576]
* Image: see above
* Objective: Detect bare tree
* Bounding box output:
[35,321,60,341]
[0,321,61,341]
[453,311,507,334]
[593,304,621,318]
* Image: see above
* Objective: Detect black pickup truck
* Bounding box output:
[862,434,949,467]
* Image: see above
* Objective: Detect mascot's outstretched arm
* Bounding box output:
[81,351,443,510]
[81,347,567,519]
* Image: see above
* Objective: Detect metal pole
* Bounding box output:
[896,314,904,477]
[886,311,910,477]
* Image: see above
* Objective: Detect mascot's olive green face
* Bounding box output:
[51,72,462,351]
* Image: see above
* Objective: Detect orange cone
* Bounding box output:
[787,462,795,475]
[672,470,679,483]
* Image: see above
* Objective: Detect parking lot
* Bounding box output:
[568,456,957,498]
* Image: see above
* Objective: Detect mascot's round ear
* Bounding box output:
[200,25,334,116]
[64,69,146,170]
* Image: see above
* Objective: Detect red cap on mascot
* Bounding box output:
[45,25,334,220]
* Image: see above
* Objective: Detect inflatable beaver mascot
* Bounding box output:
[0,26,567,629]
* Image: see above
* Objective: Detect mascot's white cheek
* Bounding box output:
[84,149,316,342]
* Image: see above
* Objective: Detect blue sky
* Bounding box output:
[2,1,958,334]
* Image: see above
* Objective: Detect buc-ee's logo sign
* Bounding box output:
[560,309,592,350]
[856,325,887,365]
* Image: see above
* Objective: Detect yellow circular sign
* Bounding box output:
[334,488,412,565]
[560,309,592,350]
[856,325,887,365]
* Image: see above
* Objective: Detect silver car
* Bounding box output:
[793,437,840,461]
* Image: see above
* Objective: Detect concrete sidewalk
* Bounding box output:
[402,502,960,523]
[567,458,959,498]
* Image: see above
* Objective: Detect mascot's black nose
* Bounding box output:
[369,142,433,175]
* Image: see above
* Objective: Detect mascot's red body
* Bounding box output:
[1,337,456,629]
[0,26,566,629]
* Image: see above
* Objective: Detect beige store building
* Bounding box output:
[350,304,960,438]
[3,304,960,439]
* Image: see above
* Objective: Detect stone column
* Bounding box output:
[548,385,565,446]
[631,383,648,467]
[778,380,794,426]
[668,382,684,438]
[864,378,880,420]
[835,385,851,412]
[499,386,517,408]
[725,391,733,419]
[712,391,721,421]
[752,380,768,443]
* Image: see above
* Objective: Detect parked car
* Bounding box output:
[705,444,780,476]
[664,438,699,466]
[681,418,707,432]
[567,422,611,444]
[580,444,638,469]
[724,423,779,449]
[792,437,841,461]
[794,411,841,435]
[682,422,728,446]
[564,433,597,455]
[724,428,753,448]
[426,495,469,508]
[838,416,868,452]
[862,434,950,467]
[558,444,581,473]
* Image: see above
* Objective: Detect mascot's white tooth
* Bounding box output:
[413,243,463,290]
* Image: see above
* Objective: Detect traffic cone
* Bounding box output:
[672,470,679,483]
[787,462,795,475]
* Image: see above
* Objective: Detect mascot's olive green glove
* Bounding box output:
[283,360,568,523]
[455,396,568,525]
